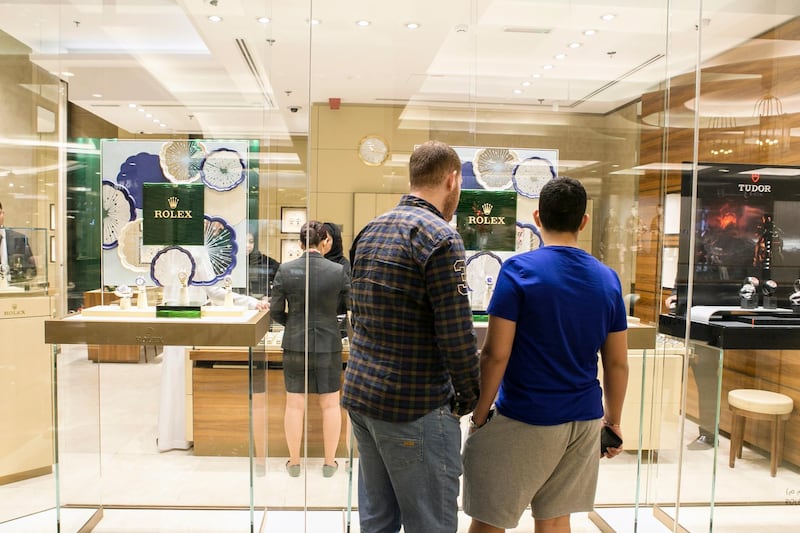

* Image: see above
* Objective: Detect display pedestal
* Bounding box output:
[0,295,53,485]
[43,310,270,529]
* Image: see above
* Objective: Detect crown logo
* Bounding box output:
[167,196,179,209]
[481,203,493,215]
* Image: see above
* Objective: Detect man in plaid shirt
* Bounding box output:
[343,140,480,533]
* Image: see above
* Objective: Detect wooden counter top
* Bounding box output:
[45,310,270,347]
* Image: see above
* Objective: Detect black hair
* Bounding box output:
[537,177,587,233]
[323,222,344,262]
[299,220,329,248]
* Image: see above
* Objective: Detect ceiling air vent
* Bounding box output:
[503,26,552,34]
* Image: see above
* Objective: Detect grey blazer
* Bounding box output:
[269,252,350,353]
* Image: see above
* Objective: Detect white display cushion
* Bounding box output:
[80,304,248,319]
[0,286,25,293]
[80,305,156,318]
[728,389,794,415]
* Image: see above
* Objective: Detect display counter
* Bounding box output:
[188,345,349,458]
[659,310,800,467]
[46,308,269,347]
[0,295,53,485]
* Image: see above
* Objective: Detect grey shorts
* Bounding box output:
[462,413,601,528]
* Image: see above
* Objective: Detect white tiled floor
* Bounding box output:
[2,345,800,532]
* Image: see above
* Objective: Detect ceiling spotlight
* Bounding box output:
[92,93,103,98]
[542,64,554,70]
[160,123,167,128]
[601,13,616,21]
[554,53,566,60]
[568,42,582,49]
[583,29,597,36]
[406,22,420,30]
[208,15,222,22]
[521,81,531,87]
[310,19,321,25]
[257,17,270,24]
[532,73,542,79]
[61,71,74,77]
[356,20,371,27]
[513,89,523,94]
[128,103,137,108]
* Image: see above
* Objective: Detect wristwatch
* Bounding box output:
[469,408,495,429]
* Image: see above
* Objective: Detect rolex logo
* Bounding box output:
[167,196,180,209]
[467,201,506,226]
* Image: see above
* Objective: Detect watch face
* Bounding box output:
[358,135,389,166]
[200,148,246,191]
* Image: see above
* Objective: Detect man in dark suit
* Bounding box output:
[0,201,36,284]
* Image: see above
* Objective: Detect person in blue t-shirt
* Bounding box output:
[462,177,629,533]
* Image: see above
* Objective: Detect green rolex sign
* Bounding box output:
[142,183,205,245]
[456,190,517,251]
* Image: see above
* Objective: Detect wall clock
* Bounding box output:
[358,135,389,166]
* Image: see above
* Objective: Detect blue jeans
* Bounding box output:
[349,406,462,533]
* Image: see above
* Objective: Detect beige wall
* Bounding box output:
[266,102,640,286]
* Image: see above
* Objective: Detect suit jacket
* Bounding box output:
[269,252,350,353]
[2,228,36,282]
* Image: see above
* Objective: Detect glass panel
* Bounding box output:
[0,14,61,531]
[4,0,800,531]
[655,1,800,531]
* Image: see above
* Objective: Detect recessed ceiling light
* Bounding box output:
[406,22,420,30]
[310,19,321,25]
[145,113,152,118]
[256,17,271,24]
[92,93,103,98]
[568,42,582,49]
[208,15,222,22]
[601,13,616,21]
[521,81,531,87]
[61,71,74,77]
[513,89,523,94]
[153,119,160,123]
[554,53,566,60]
[356,20,371,27]
[542,64,554,70]
[532,73,542,79]
[160,123,167,128]
[128,103,137,108]
[583,29,597,36]
[138,108,145,113]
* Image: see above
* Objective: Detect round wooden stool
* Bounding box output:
[728,389,793,477]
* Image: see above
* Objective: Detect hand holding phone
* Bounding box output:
[601,425,623,457]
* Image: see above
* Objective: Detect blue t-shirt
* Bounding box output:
[487,246,627,425]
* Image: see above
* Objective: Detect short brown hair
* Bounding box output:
[408,140,461,189]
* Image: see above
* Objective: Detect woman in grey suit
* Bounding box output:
[270,221,350,477]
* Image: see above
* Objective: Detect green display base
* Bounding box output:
[156,305,202,319]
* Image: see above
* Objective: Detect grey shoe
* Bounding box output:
[286,461,301,477]
[322,461,338,478]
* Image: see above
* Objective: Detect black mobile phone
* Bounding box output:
[601,426,623,455]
